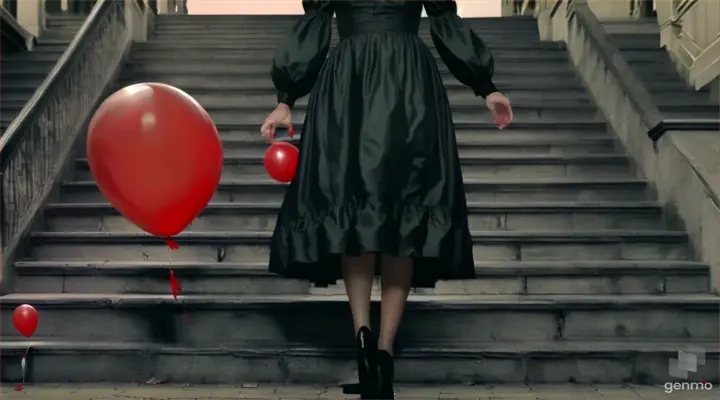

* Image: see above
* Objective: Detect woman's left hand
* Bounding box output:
[485,92,513,129]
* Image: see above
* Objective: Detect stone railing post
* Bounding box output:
[15,0,45,36]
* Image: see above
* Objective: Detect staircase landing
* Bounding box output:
[1,383,709,399]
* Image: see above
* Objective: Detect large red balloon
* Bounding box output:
[12,304,38,338]
[87,83,223,238]
[264,141,299,183]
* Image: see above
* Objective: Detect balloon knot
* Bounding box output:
[165,237,179,250]
[288,123,295,138]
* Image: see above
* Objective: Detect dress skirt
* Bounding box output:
[268,30,476,288]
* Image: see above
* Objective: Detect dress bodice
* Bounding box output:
[334,1,423,38]
[271,0,498,107]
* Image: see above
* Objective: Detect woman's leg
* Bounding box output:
[342,254,378,398]
[378,256,413,353]
[342,254,375,331]
[375,255,413,398]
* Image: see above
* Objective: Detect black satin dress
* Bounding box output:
[268,0,497,288]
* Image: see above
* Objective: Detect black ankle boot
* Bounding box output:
[356,327,380,399]
[377,350,395,399]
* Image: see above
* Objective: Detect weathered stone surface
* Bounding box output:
[3,14,717,386]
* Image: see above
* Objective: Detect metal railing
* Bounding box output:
[0,0,132,288]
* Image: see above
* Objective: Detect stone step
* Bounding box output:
[44,21,85,30]
[205,93,713,113]
[74,133,621,158]
[132,40,567,52]
[86,102,609,125]
[13,71,581,91]
[601,20,660,35]
[144,34,667,52]
[46,14,87,22]
[146,36,560,49]
[44,201,666,233]
[123,46,670,65]
[0,293,716,344]
[150,28,541,38]
[25,230,691,262]
[13,260,710,296]
[113,59,682,79]
[151,22,540,31]
[609,34,662,49]
[60,177,654,203]
[0,51,69,63]
[152,19,539,27]
[114,71,690,93]
[151,15,536,23]
[115,73,588,92]
[126,47,571,62]
[92,87,712,108]
[0,85,595,106]
[117,59,554,75]
[73,154,634,180]
[148,28,541,37]
[6,59,577,76]
[114,86,599,105]
[202,137,621,157]
[6,339,714,384]
[75,123,611,148]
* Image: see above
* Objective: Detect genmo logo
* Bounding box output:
[663,381,714,394]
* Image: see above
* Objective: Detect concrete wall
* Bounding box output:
[587,0,633,19]
[543,1,720,292]
[15,0,45,36]
[655,0,720,90]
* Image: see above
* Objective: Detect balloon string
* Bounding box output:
[15,344,30,391]
[165,237,179,250]
[168,269,190,326]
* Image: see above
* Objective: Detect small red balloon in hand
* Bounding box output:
[12,304,38,338]
[264,141,299,183]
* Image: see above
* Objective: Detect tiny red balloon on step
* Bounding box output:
[264,141,299,183]
[12,304,38,338]
[86,83,223,241]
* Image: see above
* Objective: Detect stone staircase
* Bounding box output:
[1,15,718,385]
[0,14,86,134]
[602,19,719,115]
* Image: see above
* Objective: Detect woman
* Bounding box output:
[260,1,513,398]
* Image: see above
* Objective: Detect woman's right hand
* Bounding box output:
[260,104,292,143]
[485,92,513,130]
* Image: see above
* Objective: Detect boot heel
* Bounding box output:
[356,326,379,399]
[377,350,395,399]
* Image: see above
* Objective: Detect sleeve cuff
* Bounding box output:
[277,92,296,108]
[472,81,498,99]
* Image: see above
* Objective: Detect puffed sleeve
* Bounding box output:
[423,1,498,98]
[271,0,334,108]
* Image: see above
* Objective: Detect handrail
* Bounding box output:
[0,1,110,153]
[0,0,133,292]
[564,0,719,141]
[0,5,34,52]
[566,0,666,129]
[659,0,700,29]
